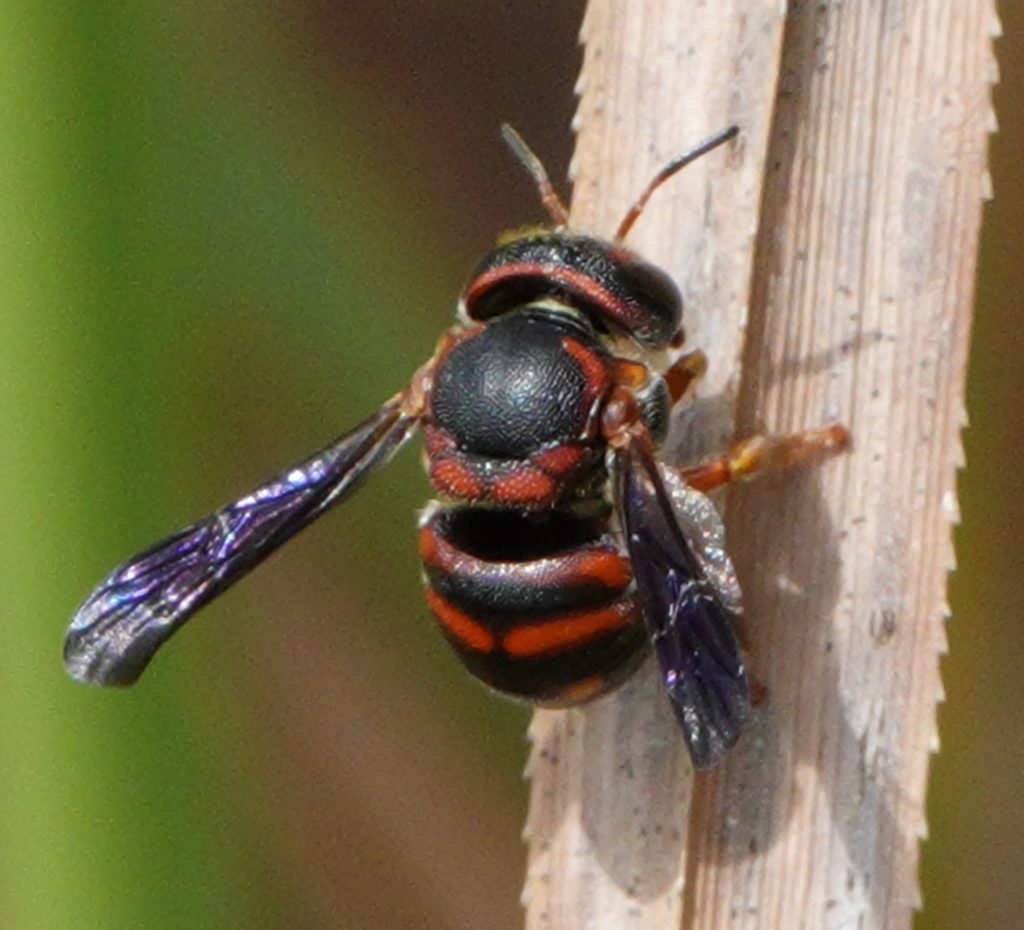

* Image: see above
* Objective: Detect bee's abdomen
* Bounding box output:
[418,505,646,703]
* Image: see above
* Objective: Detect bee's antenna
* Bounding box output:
[614,125,739,243]
[501,124,570,228]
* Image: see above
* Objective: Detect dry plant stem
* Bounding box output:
[523,2,789,928]
[523,1,997,929]
[685,3,997,929]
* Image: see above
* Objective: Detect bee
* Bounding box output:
[64,125,846,769]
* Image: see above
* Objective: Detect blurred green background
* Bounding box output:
[1,3,1019,928]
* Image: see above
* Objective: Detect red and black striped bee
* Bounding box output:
[64,126,845,769]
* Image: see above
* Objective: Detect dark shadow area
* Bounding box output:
[283,1,587,260]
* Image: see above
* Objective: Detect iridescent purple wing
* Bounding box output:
[64,398,418,687]
[615,441,750,769]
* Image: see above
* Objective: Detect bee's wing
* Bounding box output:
[64,398,418,687]
[615,439,750,769]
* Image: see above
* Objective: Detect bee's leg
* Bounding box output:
[664,349,707,402]
[680,423,849,493]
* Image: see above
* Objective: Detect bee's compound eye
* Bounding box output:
[617,258,683,346]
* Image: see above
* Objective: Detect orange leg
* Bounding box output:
[611,350,706,402]
[680,423,849,493]
[663,349,708,403]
